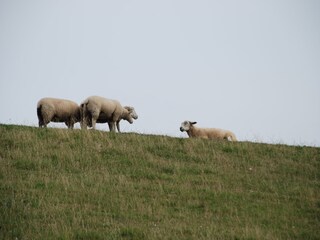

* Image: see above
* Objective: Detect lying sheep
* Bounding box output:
[37,97,80,129]
[180,121,237,141]
[80,96,138,132]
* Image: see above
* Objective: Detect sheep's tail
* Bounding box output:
[80,101,88,129]
[37,104,43,127]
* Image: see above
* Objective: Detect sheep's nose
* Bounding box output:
[180,127,184,132]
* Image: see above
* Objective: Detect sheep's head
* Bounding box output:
[180,121,197,132]
[121,106,137,124]
[124,106,138,120]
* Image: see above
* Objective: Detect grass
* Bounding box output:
[0,124,319,239]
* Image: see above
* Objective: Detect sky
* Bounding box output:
[1,0,319,146]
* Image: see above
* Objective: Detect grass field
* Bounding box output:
[0,124,319,239]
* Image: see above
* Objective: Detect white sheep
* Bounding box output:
[37,97,80,129]
[80,96,138,132]
[180,121,237,141]
[85,106,138,132]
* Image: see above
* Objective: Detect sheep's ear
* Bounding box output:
[124,106,133,111]
[191,121,197,125]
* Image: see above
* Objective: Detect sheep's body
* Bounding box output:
[180,121,237,141]
[37,98,80,129]
[80,96,138,132]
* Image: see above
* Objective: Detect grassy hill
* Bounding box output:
[0,124,319,239]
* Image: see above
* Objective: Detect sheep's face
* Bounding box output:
[125,114,134,124]
[124,106,138,120]
[130,107,138,120]
[123,108,134,124]
[180,121,197,132]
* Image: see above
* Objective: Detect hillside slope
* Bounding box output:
[0,124,319,239]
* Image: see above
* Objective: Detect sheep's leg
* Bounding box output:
[90,109,100,130]
[80,120,86,129]
[81,116,90,129]
[111,122,116,132]
[38,116,44,127]
[40,112,51,128]
[108,122,112,132]
[80,107,89,130]
[70,118,76,129]
[87,117,93,128]
[65,118,73,129]
[65,121,71,129]
[116,121,121,133]
[91,118,97,130]
[42,118,50,128]
[109,122,116,132]
[66,122,74,129]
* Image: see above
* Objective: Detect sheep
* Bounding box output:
[80,96,138,132]
[37,97,80,129]
[85,106,138,132]
[180,121,237,141]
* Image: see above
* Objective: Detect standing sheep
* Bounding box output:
[180,121,237,141]
[80,96,138,132]
[37,98,80,129]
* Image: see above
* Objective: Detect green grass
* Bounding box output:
[0,124,319,239]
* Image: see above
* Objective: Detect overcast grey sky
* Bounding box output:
[1,0,319,146]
